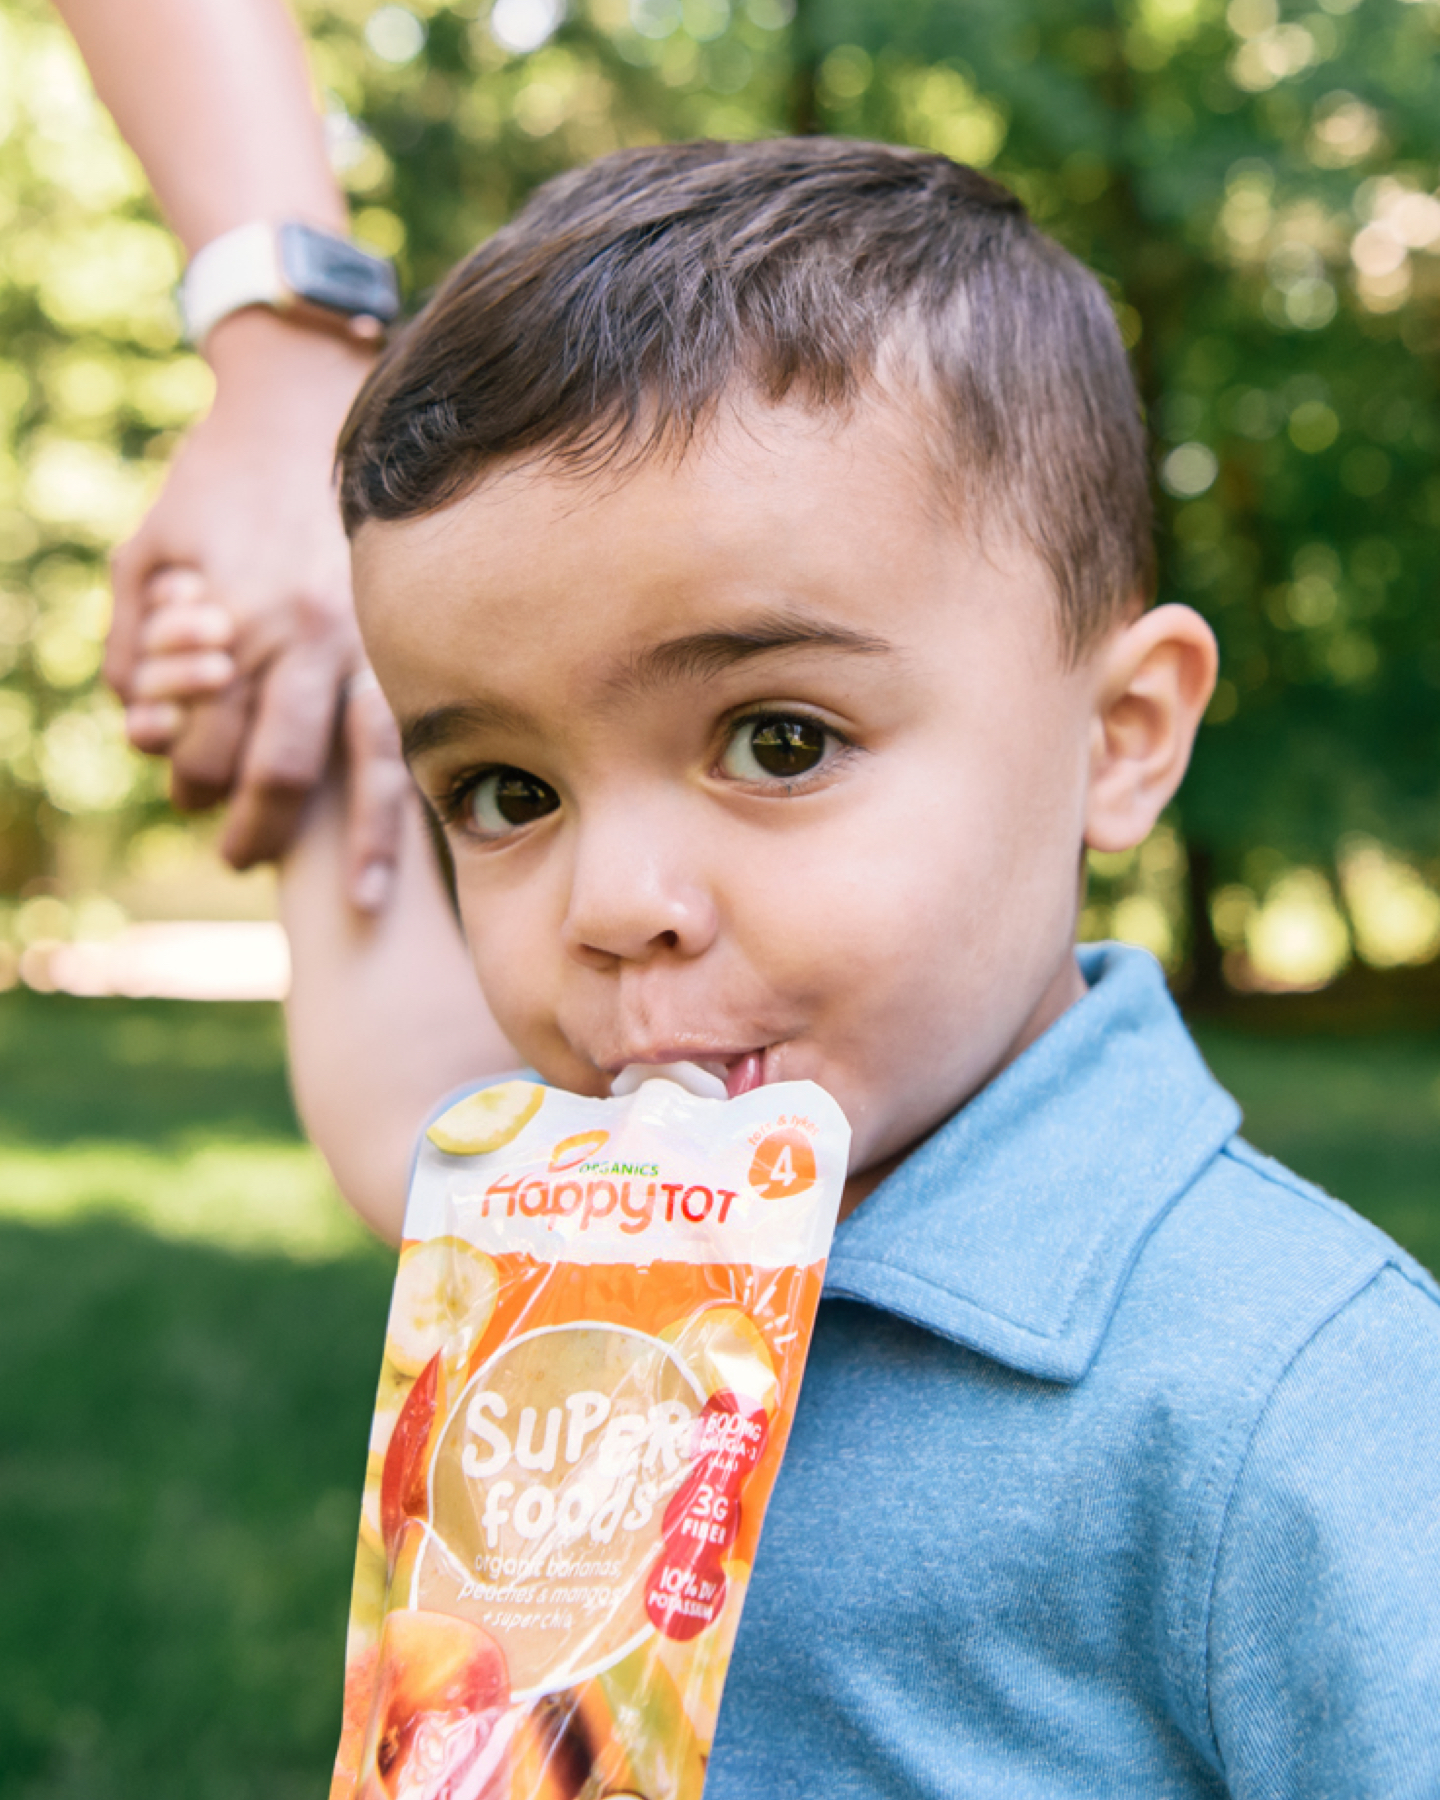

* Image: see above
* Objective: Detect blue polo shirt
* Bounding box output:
[708,943,1440,1798]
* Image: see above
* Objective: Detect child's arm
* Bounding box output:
[1206,1266,1440,1790]
[281,754,516,1242]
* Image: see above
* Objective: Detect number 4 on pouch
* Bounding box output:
[748,1128,817,1200]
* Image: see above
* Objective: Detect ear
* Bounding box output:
[1084,603,1218,854]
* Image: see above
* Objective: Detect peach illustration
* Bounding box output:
[357,1609,510,1800]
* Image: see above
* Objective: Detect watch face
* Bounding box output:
[279,223,400,321]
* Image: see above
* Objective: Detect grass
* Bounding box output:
[0,992,391,1799]
[0,1223,391,1800]
[0,989,1436,1795]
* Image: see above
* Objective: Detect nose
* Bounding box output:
[560,794,718,969]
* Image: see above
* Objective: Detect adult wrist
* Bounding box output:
[203,305,380,386]
[179,219,400,352]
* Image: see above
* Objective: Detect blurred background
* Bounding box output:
[0,0,1437,1791]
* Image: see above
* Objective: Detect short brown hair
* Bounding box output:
[338,138,1154,655]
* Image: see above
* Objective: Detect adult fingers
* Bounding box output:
[219,642,344,868]
[343,675,410,914]
[105,534,162,699]
[170,767,232,815]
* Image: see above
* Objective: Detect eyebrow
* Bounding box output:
[400,697,538,763]
[613,612,894,694]
[399,612,895,762]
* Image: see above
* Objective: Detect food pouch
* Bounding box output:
[331,1067,850,1800]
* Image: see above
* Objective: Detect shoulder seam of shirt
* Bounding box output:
[1218,1136,1440,1298]
[1192,1260,1408,1768]
[1220,1135,1343,1209]
[1386,1261,1440,1310]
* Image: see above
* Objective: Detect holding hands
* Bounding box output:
[51,0,409,909]
[108,312,409,911]
[117,316,514,1233]
[123,555,409,917]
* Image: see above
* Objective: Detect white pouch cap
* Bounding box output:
[610,1060,728,1101]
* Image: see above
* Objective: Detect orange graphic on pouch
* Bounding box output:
[549,1129,610,1171]
[747,1127,817,1199]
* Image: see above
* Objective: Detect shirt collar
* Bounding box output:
[823,943,1240,1384]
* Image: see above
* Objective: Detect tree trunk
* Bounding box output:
[787,0,821,135]
[1185,839,1226,1007]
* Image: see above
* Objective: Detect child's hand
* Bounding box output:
[126,568,409,915]
[123,568,238,756]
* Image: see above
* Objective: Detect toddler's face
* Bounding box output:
[355,398,1103,1199]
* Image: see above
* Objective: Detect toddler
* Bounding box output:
[145,139,1440,1796]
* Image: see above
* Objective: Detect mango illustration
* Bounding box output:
[662,1304,779,1415]
[655,1565,752,1752]
[381,1353,442,1559]
[597,1644,708,1800]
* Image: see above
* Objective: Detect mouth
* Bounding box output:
[697,1051,767,1100]
[607,1046,775,1100]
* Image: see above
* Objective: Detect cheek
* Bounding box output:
[718,795,980,1025]
[755,725,1082,1028]
[934,683,1091,896]
[457,878,556,1039]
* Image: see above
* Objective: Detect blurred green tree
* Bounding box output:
[785,0,1440,987]
[1,0,1437,987]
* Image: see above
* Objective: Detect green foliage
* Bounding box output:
[0,0,185,891]
[1196,1019,1440,1267]
[1,0,1437,946]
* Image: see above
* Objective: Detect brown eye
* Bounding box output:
[723,716,830,782]
[466,769,559,835]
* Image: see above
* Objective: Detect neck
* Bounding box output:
[837,948,1089,1223]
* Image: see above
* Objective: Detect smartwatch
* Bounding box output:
[179,221,401,347]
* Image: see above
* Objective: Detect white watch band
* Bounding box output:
[179,221,288,346]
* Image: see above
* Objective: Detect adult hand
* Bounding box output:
[107,306,399,885]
